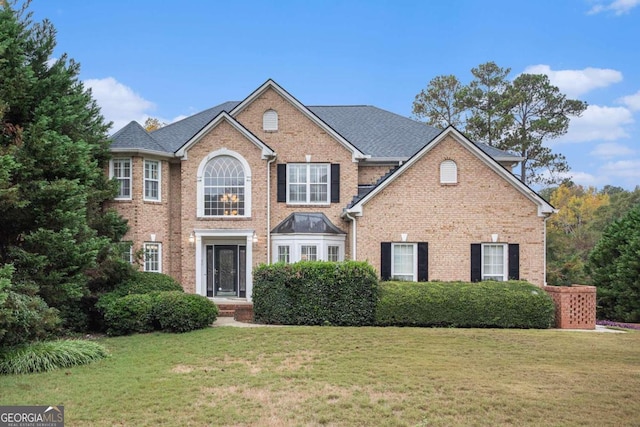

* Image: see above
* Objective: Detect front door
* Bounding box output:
[214,245,238,297]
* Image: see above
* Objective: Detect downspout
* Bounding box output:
[543,215,550,286]
[266,155,277,263]
[344,211,357,260]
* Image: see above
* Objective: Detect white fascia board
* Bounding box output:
[176,112,274,160]
[110,148,174,159]
[361,157,407,164]
[229,79,368,161]
[346,126,554,217]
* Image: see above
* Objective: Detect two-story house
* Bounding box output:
[106,79,554,301]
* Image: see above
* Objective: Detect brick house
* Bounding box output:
[106,79,554,301]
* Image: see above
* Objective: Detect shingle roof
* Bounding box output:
[271,212,346,234]
[110,121,169,153]
[110,101,521,161]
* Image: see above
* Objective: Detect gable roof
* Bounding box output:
[345,126,554,217]
[175,111,275,159]
[109,81,522,163]
[230,79,368,161]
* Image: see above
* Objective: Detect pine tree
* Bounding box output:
[0,2,128,328]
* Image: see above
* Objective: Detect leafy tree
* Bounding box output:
[502,74,586,185]
[587,205,640,322]
[144,117,165,132]
[412,75,465,128]
[546,184,609,286]
[413,62,587,185]
[0,2,128,329]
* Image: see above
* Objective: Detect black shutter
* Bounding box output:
[508,244,520,280]
[470,243,482,282]
[380,242,391,281]
[331,164,340,203]
[277,164,286,203]
[417,242,428,282]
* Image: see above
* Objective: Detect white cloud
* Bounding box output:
[618,90,640,111]
[523,65,623,98]
[590,142,636,158]
[84,77,155,133]
[558,105,634,143]
[538,170,603,188]
[600,159,640,179]
[588,0,640,15]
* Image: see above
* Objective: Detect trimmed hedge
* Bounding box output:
[252,261,378,326]
[152,291,219,333]
[100,291,218,336]
[111,271,184,297]
[376,280,555,329]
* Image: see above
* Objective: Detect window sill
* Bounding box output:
[197,216,252,221]
[113,198,133,202]
[440,182,458,186]
[285,203,331,207]
[143,199,163,204]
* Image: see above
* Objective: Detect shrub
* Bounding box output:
[0,265,61,347]
[101,293,155,336]
[112,271,184,296]
[152,291,218,333]
[0,340,109,375]
[376,280,555,329]
[253,261,379,326]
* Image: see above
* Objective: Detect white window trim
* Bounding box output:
[286,163,330,205]
[440,160,457,184]
[143,242,162,273]
[391,243,417,282]
[327,245,340,262]
[143,159,161,202]
[110,157,132,200]
[271,234,345,263]
[196,148,252,218]
[481,243,508,281]
[277,245,290,264]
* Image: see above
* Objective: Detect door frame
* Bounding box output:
[194,229,255,301]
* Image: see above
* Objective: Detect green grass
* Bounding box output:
[0,340,109,374]
[0,327,638,426]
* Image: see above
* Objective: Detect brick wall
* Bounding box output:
[354,135,547,286]
[544,285,596,329]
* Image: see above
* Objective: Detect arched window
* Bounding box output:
[263,109,278,131]
[440,160,457,184]
[201,155,249,216]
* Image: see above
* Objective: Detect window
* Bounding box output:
[263,110,278,131]
[300,245,317,261]
[120,241,133,264]
[144,160,160,201]
[277,246,290,264]
[203,155,245,216]
[392,243,416,281]
[327,245,340,262]
[482,244,507,281]
[287,164,329,204]
[111,158,132,199]
[143,242,162,272]
[440,160,457,184]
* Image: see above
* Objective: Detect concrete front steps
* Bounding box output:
[215,302,254,323]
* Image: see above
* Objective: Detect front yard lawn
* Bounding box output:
[0,327,638,426]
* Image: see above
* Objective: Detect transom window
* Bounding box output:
[144,160,160,201]
[482,244,507,281]
[111,158,131,199]
[144,242,162,273]
[392,243,416,281]
[203,155,245,216]
[287,164,329,204]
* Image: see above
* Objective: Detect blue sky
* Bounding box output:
[31,0,640,190]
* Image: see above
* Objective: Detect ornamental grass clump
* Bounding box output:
[0,340,109,375]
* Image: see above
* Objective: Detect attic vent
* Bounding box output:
[440,160,457,184]
[263,110,278,131]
